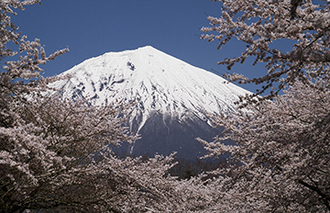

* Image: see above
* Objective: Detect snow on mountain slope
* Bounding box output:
[51,46,250,158]
[52,46,248,117]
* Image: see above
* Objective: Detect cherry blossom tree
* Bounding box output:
[202,0,330,100]
[199,0,330,212]
[199,78,330,212]
[0,1,210,212]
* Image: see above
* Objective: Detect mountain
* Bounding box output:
[50,46,250,159]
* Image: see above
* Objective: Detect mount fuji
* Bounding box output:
[51,46,250,159]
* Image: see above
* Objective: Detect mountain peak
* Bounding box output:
[136,45,157,51]
[102,45,163,57]
[130,45,166,56]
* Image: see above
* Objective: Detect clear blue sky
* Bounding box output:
[12,0,265,92]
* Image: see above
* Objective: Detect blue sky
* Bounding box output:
[12,0,265,92]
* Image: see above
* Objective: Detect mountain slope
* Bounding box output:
[51,46,250,159]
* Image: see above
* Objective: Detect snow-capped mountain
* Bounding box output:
[51,46,250,159]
